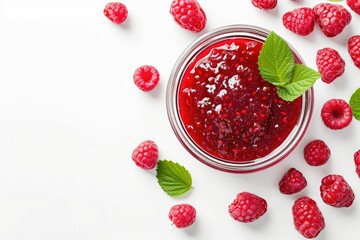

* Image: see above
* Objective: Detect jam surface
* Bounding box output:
[178,38,302,162]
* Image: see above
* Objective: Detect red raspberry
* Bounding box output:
[303,139,331,166]
[316,48,345,84]
[103,2,128,24]
[292,196,325,239]
[279,168,307,194]
[320,174,355,207]
[168,204,196,228]
[282,7,315,36]
[348,35,360,68]
[347,0,360,14]
[228,192,267,223]
[131,140,159,170]
[354,150,360,177]
[250,0,277,10]
[170,0,207,33]
[321,99,353,130]
[313,3,352,37]
[133,65,160,92]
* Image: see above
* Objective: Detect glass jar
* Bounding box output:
[166,25,314,173]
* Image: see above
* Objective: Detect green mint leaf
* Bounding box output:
[156,160,192,197]
[350,87,360,121]
[258,31,294,87]
[258,31,320,101]
[328,0,343,2]
[277,64,321,102]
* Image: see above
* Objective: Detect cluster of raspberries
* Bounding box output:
[131,138,359,238]
[281,3,360,83]
[104,1,359,131]
[103,1,360,70]
[103,0,360,239]
[254,1,359,131]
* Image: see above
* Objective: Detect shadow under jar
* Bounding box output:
[166,25,314,173]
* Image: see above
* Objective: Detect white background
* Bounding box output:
[0,0,359,239]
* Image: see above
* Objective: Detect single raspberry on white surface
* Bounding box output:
[169,203,196,228]
[131,140,159,170]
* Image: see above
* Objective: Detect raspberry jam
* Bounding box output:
[178,38,302,162]
[167,25,313,172]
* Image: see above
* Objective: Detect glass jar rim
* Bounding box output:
[166,24,314,173]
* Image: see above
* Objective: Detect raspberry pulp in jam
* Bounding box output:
[178,38,302,162]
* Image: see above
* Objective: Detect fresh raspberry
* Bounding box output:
[292,196,325,239]
[282,7,315,36]
[170,0,207,33]
[316,48,345,84]
[131,140,159,170]
[279,168,307,194]
[347,0,360,15]
[354,150,360,177]
[303,139,331,166]
[228,192,267,223]
[133,65,160,92]
[321,99,353,130]
[103,2,128,24]
[250,0,277,10]
[320,174,355,207]
[348,35,360,68]
[168,204,196,228]
[313,3,352,37]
